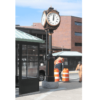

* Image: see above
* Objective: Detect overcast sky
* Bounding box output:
[16,0,82,26]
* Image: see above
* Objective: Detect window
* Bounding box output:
[43,35,46,41]
[75,32,100,36]
[37,34,42,39]
[64,58,68,65]
[75,22,100,26]
[75,43,82,46]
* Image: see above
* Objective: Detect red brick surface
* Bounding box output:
[71,17,100,53]
[31,16,82,53]
[32,23,44,30]
[52,16,72,49]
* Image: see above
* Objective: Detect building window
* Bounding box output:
[43,35,46,41]
[64,58,68,65]
[75,43,100,46]
[75,22,100,26]
[37,34,42,39]
[75,32,100,36]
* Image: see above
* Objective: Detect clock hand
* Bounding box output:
[53,15,54,21]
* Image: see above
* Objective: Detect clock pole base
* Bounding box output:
[46,76,54,82]
[42,80,59,89]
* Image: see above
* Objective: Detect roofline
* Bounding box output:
[0,25,20,27]
[16,38,45,43]
[16,26,45,31]
[52,55,100,58]
[16,29,45,43]
[60,16,82,19]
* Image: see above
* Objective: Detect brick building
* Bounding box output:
[32,16,82,53]
[16,16,82,70]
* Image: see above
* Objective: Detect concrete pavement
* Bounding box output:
[16,73,82,100]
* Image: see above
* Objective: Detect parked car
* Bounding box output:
[39,61,57,81]
[39,63,46,81]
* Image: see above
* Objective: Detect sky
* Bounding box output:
[16,0,82,26]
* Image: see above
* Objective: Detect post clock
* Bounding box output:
[41,7,61,81]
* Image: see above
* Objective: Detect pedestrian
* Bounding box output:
[54,57,64,81]
[75,61,83,82]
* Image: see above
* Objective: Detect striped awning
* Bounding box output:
[15,29,45,43]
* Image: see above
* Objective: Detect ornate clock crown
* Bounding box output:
[48,6,53,10]
[47,7,54,13]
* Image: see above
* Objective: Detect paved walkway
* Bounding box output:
[16,73,82,100]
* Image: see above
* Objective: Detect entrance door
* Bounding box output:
[19,43,39,94]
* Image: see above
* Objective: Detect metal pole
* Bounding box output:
[46,30,48,59]
[49,33,52,55]
[45,30,54,81]
[46,30,48,78]
[26,45,28,78]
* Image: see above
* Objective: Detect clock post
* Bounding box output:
[41,7,61,84]
[46,30,54,81]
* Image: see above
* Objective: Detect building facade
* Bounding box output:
[16,16,82,71]
[16,26,69,64]
[32,16,82,53]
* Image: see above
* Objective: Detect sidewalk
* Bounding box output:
[16,73,82,100]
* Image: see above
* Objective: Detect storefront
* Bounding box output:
[15,29,45,94]
[53,51,82,71]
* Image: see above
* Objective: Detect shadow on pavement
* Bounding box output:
[16,79,82,98]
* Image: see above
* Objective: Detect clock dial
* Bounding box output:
[41,12,46,26]
[47,12,60,26]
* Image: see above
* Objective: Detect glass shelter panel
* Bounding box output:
[22,45,39,79]
[16,44,19,76]
[27,62,38,78]
[22,62,27,79]
[16,43,20,87]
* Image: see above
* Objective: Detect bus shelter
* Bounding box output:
[52,51,82,71]
[15,29,45,94]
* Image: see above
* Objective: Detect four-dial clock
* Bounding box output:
[47,12,60,26]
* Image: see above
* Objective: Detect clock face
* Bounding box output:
[41,12,46,26]
[47,12,60,26]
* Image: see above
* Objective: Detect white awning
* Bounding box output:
[52,51,100,57]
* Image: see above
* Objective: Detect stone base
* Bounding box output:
[42,80,59,89]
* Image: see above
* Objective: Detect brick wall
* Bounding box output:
[52,16,72,49]
[32,16,82,53]
[71,17,100,53]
